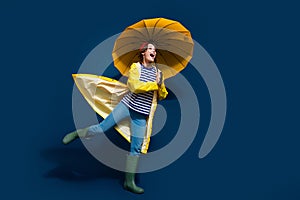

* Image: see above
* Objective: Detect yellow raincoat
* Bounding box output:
[73,62,168,154]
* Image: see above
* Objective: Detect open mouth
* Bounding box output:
[150,53,155,58]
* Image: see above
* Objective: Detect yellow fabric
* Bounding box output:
[72,74,132,142]
[127,63,158,93]
[142,91,157,152]
[157,68,168,100]
[72,63,168,153]
[127,62,168,100]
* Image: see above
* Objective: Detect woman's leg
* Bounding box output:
[87,101,130,136]
[123,109,147,194]
[62,101,130,144]
[129,112,147,155]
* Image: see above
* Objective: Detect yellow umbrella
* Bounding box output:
[112,18,194,79]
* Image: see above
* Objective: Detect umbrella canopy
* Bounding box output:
[112,18,194,79]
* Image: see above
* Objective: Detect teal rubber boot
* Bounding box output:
[123,155,144,194]
[62,127,89,145]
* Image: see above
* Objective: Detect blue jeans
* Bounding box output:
[87,101,147,155]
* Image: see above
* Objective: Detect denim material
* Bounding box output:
[87,101,147,155]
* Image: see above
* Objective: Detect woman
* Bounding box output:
[62,43,168,194]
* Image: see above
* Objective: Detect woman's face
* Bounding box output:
[143,44,156,63]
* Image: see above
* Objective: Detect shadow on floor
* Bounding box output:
[40,146,124,183]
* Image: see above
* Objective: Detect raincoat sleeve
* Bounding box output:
[127,63,159,93]
[158,80,168,100]
[156,69,168,100]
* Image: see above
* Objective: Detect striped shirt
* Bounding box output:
[122,64,157,115]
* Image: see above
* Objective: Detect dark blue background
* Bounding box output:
[1,0,299,199]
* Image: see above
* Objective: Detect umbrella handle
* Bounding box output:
[156,69,163,85]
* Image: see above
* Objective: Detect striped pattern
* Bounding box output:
[122,65,157,115]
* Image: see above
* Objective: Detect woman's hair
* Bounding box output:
[138,42,149,62]
[138,42,157,63]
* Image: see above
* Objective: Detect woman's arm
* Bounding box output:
[127,63,159,93]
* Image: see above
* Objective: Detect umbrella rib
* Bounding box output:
[127,51,140,71]
[127,28,148,40]
[151,18,162,41]
[112,28,148,53]
[112,36,145,53]
[142,20,151,41]
[156,50,171,67]
[156,30,191,42]
[112,42,140,57]
[162,22,180,29]
[161,49,186,67]
[154,22,178,37]
[156,40,193,58]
